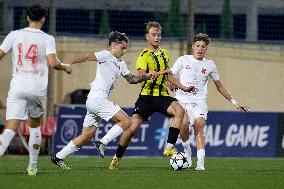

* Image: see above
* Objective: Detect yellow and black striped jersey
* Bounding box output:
[136,48,170,96]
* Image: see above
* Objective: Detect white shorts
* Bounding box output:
[6,91,46,120]
[179,104,195,126]
[179,100,208,125]
[83,97,121,127]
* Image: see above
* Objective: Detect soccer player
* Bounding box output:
[170,33,249,170]
[51,31,157,170]
[0,4,72,176]
[106,21,196,170]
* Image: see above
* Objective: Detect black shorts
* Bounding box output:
[132,95,178,120]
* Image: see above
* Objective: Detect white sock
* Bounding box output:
[197,149,205,160]
[182,140,192,160]
[100,124,124,145]
[0,129,16,156]
[56,140,79,159]
[197,149,205,168]
[165,143,174,149]
[28,127,41,167]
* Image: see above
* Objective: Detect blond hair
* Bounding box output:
[145,21,161,34]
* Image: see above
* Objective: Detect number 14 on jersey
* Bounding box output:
[17,43,39,67]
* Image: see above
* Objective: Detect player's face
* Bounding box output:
[192,41,208,60]
[112,41,127,58]
[146,27,161,49]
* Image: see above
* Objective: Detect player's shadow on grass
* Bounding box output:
[0,171,26,176]
[114,166,172,171]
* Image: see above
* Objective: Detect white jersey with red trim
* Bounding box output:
[90,50,131,98]
[171,55,220,101]
[0,27,56,95]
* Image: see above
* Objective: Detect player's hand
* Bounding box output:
[234,103,250,112]
[160,69,172,75]
[182,86,198,94]
[145,72,155,79]
[62,63,72,74]
[150,71,160,79]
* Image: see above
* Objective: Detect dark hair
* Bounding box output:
[193,33,211,45]
[108,31,128,46]
[27,4,48,22]
[145,21,161,34]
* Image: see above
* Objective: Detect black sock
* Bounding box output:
[167,127,180,145]
[115,143,127,158]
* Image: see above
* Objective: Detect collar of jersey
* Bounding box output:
[22,27,44,33]
[190,55,205,63]
[146,47,163,56]
[106,50,123,63]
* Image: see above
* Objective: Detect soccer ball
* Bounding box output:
[170,152,189,171]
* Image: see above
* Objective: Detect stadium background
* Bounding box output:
[0,0,283,156]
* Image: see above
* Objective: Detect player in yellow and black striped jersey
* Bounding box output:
[136,47,170,96]
[109,21,197,170]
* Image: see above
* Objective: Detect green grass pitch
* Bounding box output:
[1,156,284,189]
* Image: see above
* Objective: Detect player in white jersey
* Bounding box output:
[170,33,249,171]
[51,31,157,169]
[0,4,72,176]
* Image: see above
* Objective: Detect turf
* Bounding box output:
[0,156,284,189]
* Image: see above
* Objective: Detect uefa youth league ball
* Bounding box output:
[170,152,189,171]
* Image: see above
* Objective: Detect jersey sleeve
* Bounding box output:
[136,52,148,70]
[171,57,182,75]
[46,35,57,55]
[94,50,108,63]
[0,31,15,53]
[209,61,220,81]
[120,61,131,76]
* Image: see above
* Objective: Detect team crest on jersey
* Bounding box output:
[201,67,206,74]
[185,65,191,70]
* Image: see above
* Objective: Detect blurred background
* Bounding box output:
[0,0,283,156]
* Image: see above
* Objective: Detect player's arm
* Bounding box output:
[0,49,6,61]
[70,53,97,64]
[168,73,197,93]
[123,72,154,84]
[0,32,14,61]
[213,80,249,112]
[47,53,72,74]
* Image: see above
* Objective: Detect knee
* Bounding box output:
[126,127,137,138]
[120,117,131,130]
[194,127,204,137]
[81,132,93,143]
[176,105,185,116]
[173,107,185,120]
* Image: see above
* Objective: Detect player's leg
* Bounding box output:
[0,119,20,156]
[193,117,206,171]
[95,109,131,157]
[109,114,143,170]
[0,94,27,156]
[26,95,46,175]
[26,115,41,176]
[51,125,97,169]
[109,95,149,170]
[51,111,99,169]
[164,99,185,156]
[92,98,129,157]
[191,101,207,171]
[180,112,192,167]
